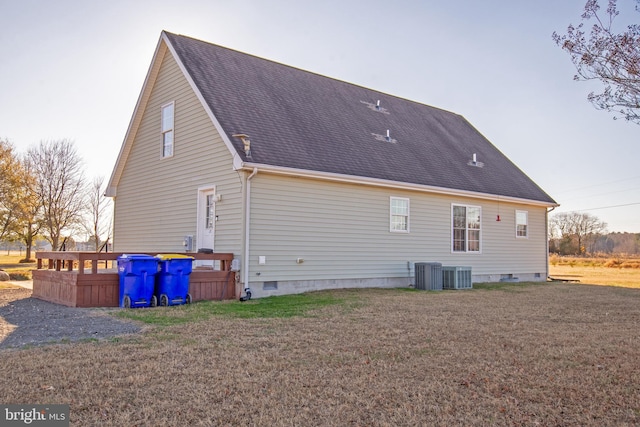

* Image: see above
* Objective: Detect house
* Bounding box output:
[106,31,558,298]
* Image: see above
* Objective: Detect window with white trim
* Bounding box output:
[390,197,409,233]
[452,204,481,252]
[516,210,528,238]
[161,102,174,157]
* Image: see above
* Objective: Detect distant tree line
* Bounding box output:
[0,138,111,261]
[549,211,640,255]
[590,231,640,254]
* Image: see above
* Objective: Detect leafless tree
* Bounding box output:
[13,156,43,261]
[550,211,608,255]
[607,231,640,253]
[27,140,86,251]
[83,176,112,251]
[553,0,640,124]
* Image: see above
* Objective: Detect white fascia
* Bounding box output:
[105,35,168,197]
[235,162,559,208]
[162,32,244,171]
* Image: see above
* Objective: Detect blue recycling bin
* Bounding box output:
[155,254,194,306]
[117,254,159,308]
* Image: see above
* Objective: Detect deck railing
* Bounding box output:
[33,251,237,307]
[36,251,234,273]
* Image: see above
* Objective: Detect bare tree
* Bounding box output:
[27,140,86,251]
[550,211,608,255]
[13,156,43,261]
[83,176,112,251]
[552,0,640,124]
[610,231,640,253]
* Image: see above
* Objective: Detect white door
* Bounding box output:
[197,188,216,257]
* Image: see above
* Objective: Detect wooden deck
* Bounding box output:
[32,252,237,307]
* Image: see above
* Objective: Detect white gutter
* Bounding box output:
[243,167,259,290]
[235,162,559,208]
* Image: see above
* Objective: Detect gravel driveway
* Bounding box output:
[0,286,142,350]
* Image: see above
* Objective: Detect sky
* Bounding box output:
[1,0,639,233]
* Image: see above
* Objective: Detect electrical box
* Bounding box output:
[231,258,240,271]
[183,235,193,252]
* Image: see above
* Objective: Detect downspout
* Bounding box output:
[243,167,258,292]
[546,205,557,279]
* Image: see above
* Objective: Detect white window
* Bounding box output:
[205,194,215,229]
[390,197,409,233]
[161,102,174,157]
[516,210,528,238]
[452,204,481,252]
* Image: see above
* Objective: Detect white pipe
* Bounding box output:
[243,168,258,290]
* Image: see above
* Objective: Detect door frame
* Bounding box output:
[196,185,218,253]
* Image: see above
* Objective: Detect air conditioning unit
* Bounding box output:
[442,266,473,290]
[415,262,442,290]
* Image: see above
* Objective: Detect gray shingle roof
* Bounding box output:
[165,32,556,204]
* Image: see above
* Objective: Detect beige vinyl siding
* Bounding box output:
[247,173,548,284]
[113,48,242,255]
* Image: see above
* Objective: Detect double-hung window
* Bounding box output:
[390,197,409,233]
[452,204,481,252]
[161,102,174,158]
[516,210,528,238]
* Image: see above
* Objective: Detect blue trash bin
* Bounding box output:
[155,254,194,306]
[117,254,159,308]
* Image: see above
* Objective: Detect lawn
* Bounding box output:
[0,253,36,280]
[549,256,640,288]
[549,264,640,288]
[1,283,639,426]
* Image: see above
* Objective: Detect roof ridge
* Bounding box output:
[162,30,461,118]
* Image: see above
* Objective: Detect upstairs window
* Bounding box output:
[390,197,409,233]
[516,210,528,238]
[452,204,481,252]
[161,102,174,157]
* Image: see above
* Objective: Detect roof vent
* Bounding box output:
[232,133,251,157]
[468,153,484,168]
[371,130,397,144]
[360,100,390,115]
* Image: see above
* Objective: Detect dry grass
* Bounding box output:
[549,255,640,270]
[549,264,640,288]
[0,254,36,280]
[1,284,639,426]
